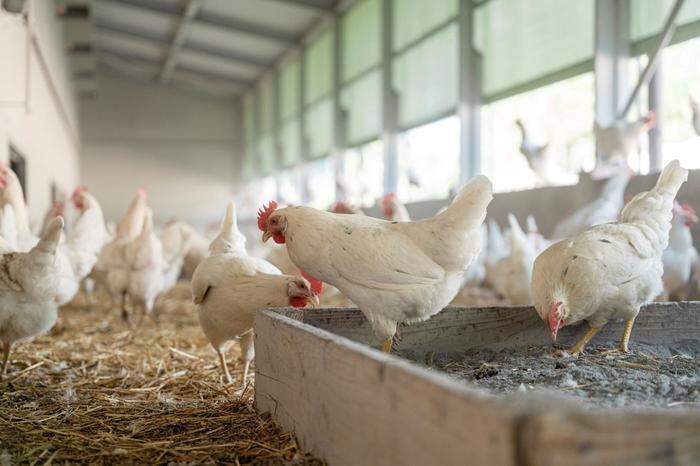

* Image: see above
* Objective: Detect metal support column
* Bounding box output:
[458,0,481,184]
[298,46,311,204]
[595,0,629,127]
[648,57,663,172]
[332,15,346,201]
[381,0,398,194]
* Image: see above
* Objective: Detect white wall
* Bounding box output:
[0,1,80,227]
[80,74,241,228]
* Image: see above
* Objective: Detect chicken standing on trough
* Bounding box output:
[258,175,493,352]
[125,209,165,326]
[531,161,688,356]
[379,193,411,222]
[0,218,64,378]
[661,202,698,301]
[192,203,321,385]
[594,111,655,168]
[54,187,108,305]
[488,214,536,305]
[551,169,632,240]
[515,119,550,184]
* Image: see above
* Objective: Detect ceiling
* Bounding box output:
[62,0,340,99]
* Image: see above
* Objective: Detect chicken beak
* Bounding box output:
[262,230,272,243]
[550,328,558,342]
[310,294,320,307]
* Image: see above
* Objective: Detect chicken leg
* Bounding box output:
[560,325,601,357]
[1,342,11,378]
[619,317,636,353]
[381,337,393,353]
[216,349,233,385]
[239,332,255,387]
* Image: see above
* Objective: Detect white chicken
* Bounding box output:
[379,193,411,222]
[594,111,655,167]
[125,209,165,325]
[97,190,149,322]
[54,187,108,305]
[690,98,700,136]
[531,160,688,355]
[460,223,488,288]
[331,201,365,215]
[159,221,195,291]
[488,214,536,305]
[526,215,552,254]
[551,169,632,240]
[515,119,550,184]
[0,205,18,251]
[258,174,493,352]
[661,202,698,300]
[39,201,65,237]
[0,164,38,251]
[484,219,509,291]
[0,217,64,377]
[192,203,321,385]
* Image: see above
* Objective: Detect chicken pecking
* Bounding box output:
[258,174,493,352]
[192,203,321,385]
[531,161,688,356]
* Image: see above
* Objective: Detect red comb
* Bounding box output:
[71,185,87,200]
[137,188,148,199]
[257,201,278,231]
[301,270,323,295]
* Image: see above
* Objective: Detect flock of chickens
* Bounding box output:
[0,155,692,387]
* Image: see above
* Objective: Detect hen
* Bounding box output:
[484,219,509,291]
[594,111,655,166]
[661,202,698,300]
[531,161,688,355]
[192,203,320,385]
[54,187,108,305]
[488,214,536,305]
[159,222,196,291]
[0,164,38,251]
[0,218,64,377]
[515,119,550,184]
[125,209,165,325]
[551,169,631,240]
[259,174,493,352]
[526,215,551,254]
[39,201,65,237]
[379,193,411,222]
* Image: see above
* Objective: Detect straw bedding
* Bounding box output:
[0,289,323,465]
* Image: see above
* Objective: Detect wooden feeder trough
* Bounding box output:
[254,303,700,466]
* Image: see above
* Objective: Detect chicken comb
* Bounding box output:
[71,186,87,201]
[301,270,323,295]
[137,187,148,199]
[257,201,278,231]
[331,201,348,213]
[681,203,696,215]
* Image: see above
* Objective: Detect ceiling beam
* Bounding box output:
[93,19,269,69]
[265,0,336,14]
[160,0,202,84]
[98,47,254,88]
[107,0,298,45]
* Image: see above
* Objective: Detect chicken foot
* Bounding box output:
[601,317,636,354]
[381,337,393,353]
[556,324,601,357]
[216,349,233,385]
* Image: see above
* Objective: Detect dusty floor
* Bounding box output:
[434,341,700,409]
[0,289,323,465]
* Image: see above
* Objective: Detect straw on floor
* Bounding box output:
[0,289,323,465]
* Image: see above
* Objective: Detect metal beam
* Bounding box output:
[381,0,398,194]
[458,0,481,183]
[108,0,297,45]
[98,47,254,88]
[648,57,663,172]
[160,0,202,83]
[619,0,685,119]
[331,15,346,201]
[595,0,629,126]
[266,0,336,14]
[93,18,269,69]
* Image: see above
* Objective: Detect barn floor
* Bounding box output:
[0,291,323,465]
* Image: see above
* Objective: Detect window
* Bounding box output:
[397,116,459,202]
[626,54,651,174]
[658,39,700,170]
[339,140,384,207]
[305,157,336,209]
[481,73,595,193]
[235,176,278,222]
[276,168,303,206]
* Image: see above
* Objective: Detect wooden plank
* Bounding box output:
[519,410,700,466]
[278,302,700,360]
[254,310,520,466]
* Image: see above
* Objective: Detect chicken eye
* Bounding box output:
[271,219,277,224]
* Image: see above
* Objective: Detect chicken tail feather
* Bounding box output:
[35,216,63,255]
[435,175,493,231]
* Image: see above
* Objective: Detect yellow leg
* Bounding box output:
[619,317,636,353]
[380,337,393,353]
[1,342,11,379]
[217,349,232,385]
[566,325,601,356]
